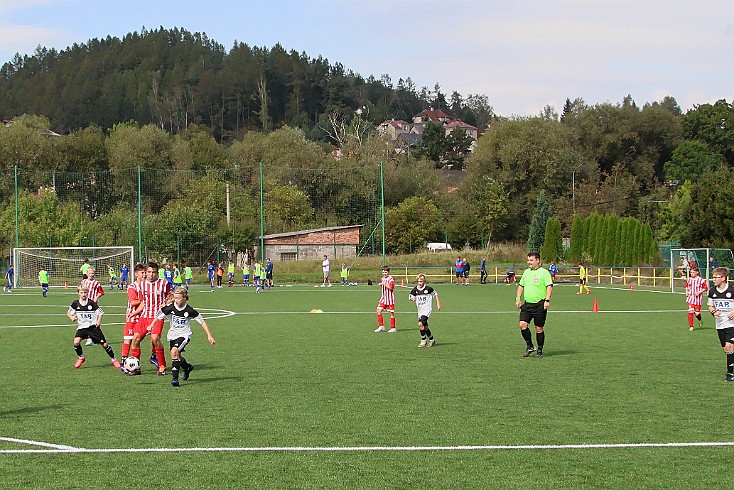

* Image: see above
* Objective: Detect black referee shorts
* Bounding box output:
[519,300,548,327]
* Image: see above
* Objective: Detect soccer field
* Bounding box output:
[0,282,732,488]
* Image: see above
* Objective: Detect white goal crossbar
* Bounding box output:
[670,248,734,293]
[12,246,134,289]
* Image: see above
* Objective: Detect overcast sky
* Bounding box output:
[1,0,732,117]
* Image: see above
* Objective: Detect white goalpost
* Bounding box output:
[670,247,734,293]
[12,246,135,289]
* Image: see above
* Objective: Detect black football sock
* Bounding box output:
[521,328,533,347]
[727,352,734,374]
[537,332,545,350]
[75,345,83,357]
[424,328,433,340]
[103,345,115,359]
[172,359,181,380]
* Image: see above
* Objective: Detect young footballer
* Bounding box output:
[708,267,734,381]
[154,287,216,387]
[67,284,121,369]
[409,273,441,347]
[685,266,708,331]
[374,266,397,333]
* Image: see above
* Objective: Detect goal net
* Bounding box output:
[12,247,135,289]
[670,248,734,293]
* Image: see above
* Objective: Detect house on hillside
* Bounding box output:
[255,225,362,262]
[378,108,480,152]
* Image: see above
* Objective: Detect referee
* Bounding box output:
[515,252,554,358]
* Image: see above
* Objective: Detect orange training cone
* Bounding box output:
[592,298,599,312]
[400,279,404,287]
[630,282,635,290]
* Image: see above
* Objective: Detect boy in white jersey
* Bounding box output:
[67,284,121,369]
[154,287,216,387]
[685,266,708,331]
[409,273,442,347]
[708,267,734,381]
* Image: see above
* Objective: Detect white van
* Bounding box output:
[427,242,452,252]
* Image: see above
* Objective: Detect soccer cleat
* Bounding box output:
[327,284,332,287]
[388,328,397,333]
[74,356,86,368]
[523,346,535,357]
[374,326,385,333]
[320,284,325,288]
[183,364,194,380]
[586,291,591,294]
[418,339,427,348]
[576,292,582,295]
[157,366,167,376]
[149,353,159,368]
[171,379,180,387]
[536,350,544,358]
[726,373,734,382]
[85,338,94,346]
[689,326,694,331]
[428,339,436,347]
[111,359,121,369]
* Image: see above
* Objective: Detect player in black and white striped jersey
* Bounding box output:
[154,287,216,387]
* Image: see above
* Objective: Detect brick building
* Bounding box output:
[256,225,362,261]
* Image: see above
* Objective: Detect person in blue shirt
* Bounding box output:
[454,256,464,286]
[207,261,216,292]
[4,264,14,292]
[120,264,129,290]
[480,257,487,284]
[163,264,174,288]
[549,261,558,282]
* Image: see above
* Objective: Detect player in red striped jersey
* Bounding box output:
[120,263,146,371]
[374,266,397,333]
[82,267,106,345]
[685,266,708,331]
[129,262,172,374]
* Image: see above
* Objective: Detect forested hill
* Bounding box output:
[0,26,492,139]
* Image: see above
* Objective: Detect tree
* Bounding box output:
[683,99,734,166]
[527,191,552,252]
[663,140,724,183]
[540,217,563,262]
[444,128,473,170]
[468,176,508,247]
[385,196,441,254]
[414,121,446,164]
[569,214,584,262]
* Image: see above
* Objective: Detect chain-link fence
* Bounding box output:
[1,164,382,270]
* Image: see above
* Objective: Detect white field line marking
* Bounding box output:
[0,437,82,451]
[0,309,235,329]
[0,309,685,328]
[2,441,734,454]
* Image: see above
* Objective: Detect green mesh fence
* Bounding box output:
[2,164,382,268]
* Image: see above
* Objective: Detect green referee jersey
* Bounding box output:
[519,267,553,303]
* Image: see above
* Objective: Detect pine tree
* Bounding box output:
[540,217,563,262]
[569,214,584,262]
[527,191,552,253]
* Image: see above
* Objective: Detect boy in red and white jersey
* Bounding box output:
[374,266,397,333]
[81,267,105,303]
[130,262,171,374]
[685,266,708,331]
[120,263,146,369]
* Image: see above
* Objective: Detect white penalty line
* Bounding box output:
[2,440,734,454]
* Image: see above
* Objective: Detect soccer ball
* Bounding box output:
[123,357,140,372]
